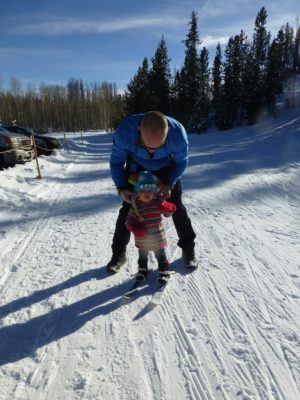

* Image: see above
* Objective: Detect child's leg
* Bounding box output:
[155,248,170,283]
[136,249,149,281]
[154,248,169,273]
[138,249,149,272]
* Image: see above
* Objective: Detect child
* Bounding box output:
[126,171,176,284]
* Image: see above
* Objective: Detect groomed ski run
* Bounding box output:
[0,110,300,400]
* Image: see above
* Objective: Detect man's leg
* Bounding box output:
[107,201,131,272]
[112,200,132,254]
[169,180,196,248]
[169,181,198,268]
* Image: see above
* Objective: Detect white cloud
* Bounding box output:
[201,35,229,48]
[8,15,184,36]
[0,47,69,59]
[200,0,249,18]
[268,12,300,33]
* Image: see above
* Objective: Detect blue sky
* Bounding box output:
[0,0,299,93]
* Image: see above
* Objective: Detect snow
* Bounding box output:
[0,109,300,400]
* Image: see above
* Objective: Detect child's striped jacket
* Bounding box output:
[126,197,176,251]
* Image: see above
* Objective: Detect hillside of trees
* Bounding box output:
[0,7,299,133]
[126,7,300,132]
[0,79,123,132]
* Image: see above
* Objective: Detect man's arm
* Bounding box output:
[110,131,128,189]
[164,121,189,186]
[168,143,189,185]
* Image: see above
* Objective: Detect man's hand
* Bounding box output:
[159,184,172,199]
[118,188,134,204]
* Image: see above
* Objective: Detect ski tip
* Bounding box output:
[122,291,138,301]
[106,267,121,274]
[150,296,162,303]
[184,263,199,269]
[147,300,159,308]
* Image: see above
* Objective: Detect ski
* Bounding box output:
[123,271,172,303]
[107,265,121,274]
[149,281,169,305]
[186,262,199,269]
[122,273,148,300]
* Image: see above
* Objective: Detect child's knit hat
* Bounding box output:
[135,171,158,193]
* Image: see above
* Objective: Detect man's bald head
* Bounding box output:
[140,111,168,151]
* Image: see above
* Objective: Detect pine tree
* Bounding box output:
[148,36,172,113]
[282,23,294,78]
[237,30,250,123]
[177,10,202,130]
[294,26,300,73]
[198,47,210,132]
[170,69,181,118]
[244,7,270,123]
[125,58,150,114]
[221,31,249,129]
[211,43,223,128]
[265,37,284,114]
[222,37,239,129]
[280,23,296,108]
[274,27,286,83]
[253,7,270,66]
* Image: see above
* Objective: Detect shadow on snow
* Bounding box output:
[0,267,127,366]
[0,260,194,365]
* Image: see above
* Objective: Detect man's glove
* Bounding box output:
[158,184,173,199]
[118,188,134,204]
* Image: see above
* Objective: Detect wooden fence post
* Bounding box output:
[32,132,42,179]
[64,132,70,153]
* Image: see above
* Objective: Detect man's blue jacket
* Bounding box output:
[110,114,189,189]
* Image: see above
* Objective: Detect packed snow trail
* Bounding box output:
[0,113,300,400]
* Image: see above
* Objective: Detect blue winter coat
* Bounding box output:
[110,114,189,188]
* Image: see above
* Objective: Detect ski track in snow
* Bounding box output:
[0,115,300,400]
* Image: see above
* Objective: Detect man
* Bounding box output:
[107,111,198,272]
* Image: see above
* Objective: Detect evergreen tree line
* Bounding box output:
[0,77,124,132]
[0,7,299,133]
[125,7,300,132]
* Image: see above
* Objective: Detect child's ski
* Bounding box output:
[149,281,169,305]
[122,272,149,300]
[123,271,172,303]
[122,280,144,300]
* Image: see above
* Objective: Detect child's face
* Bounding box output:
[137,190,156,203]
